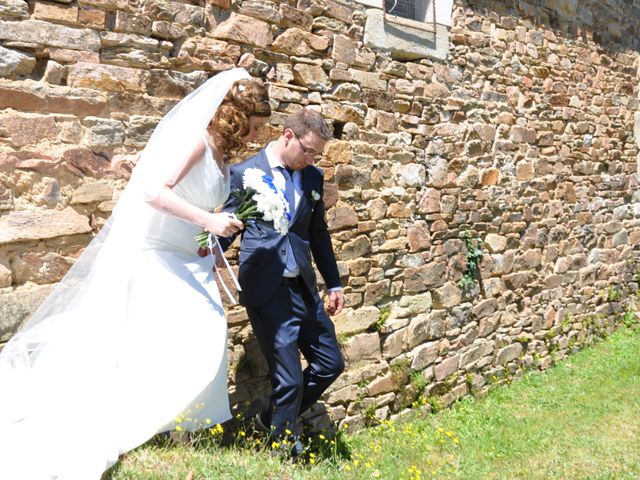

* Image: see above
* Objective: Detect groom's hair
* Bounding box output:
[284,109,332,141]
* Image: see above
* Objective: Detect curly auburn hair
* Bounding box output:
[209,78,270,156]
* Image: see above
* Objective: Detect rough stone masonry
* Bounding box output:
[0,0,639,431]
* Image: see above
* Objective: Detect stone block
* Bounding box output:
[407,312,445,348]
[382,327,407,359]
[340,235,371,260]
[395,293,432,318]
[407,223,430,252]
[279,4,313,30]
[68,62,149,93]
[344,332,382,365]
[293,63,330,91]
[151,20,186,40]
[516,161,534,181]
[0,45,35,77]
[404,262,446,293]
[366,372,395,396]
[386,202,410,218]
[272,28,328,55]
[364,279,390,305]
[485,233,507,253]
[432,282,462,309]
[0,285,54,342]
[0,255,12,287]
[43,61,66,85]
[326,0,353,23]
[335,164,370,189]
[33,2,78,23]
[0,19,100,51]
[321,101,365,125]
[0,207,91,245]
[0,0,29,19]
[348,69,387,91]
[333,306,379,335]
[495,343,523,365]
[332,34,357,65]
[62,148,111,177]
[410,341,439,370]
[213,14,273,48]
[434,355,459,381]
[11,251,74,284]
[418,188,440,214]
[392,163,426,188]
[326,384,360,404]
[78,7,106,28]
[327,204,358,231]
[510,126,536,143]
[71,179,114,204]
[82,116,125,148]
[0,113,57,147]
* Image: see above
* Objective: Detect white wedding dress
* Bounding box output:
[0,142,232,479]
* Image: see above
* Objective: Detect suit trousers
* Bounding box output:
[246,278,344,438]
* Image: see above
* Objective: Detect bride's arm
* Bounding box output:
[145,140,243,237]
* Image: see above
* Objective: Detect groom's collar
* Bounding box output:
[265,142,300,178]
[265,142,282,170]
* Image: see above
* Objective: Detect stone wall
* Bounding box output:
[1,0,639,431]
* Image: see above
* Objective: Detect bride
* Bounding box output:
[0,68,270,479]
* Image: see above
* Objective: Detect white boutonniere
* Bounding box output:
[311,190,321,202]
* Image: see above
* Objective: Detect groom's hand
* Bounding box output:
[327,290,344,316]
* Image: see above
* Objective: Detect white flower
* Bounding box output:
[241,168,290,235]
[311,190,320,201]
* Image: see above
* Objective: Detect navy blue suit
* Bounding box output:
[219,149,344,437]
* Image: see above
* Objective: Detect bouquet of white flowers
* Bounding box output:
[195,167,291,247]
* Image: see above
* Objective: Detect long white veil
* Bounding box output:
[0,68,250,477]
[0,67,250,367]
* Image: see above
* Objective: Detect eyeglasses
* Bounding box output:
[293,135,320,159]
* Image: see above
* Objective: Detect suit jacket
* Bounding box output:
[219,149,341,307]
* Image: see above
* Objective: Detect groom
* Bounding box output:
[219,109,345,449]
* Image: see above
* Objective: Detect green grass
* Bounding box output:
[108,327,640,480]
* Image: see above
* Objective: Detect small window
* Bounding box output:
[385,0,416,20]
[359,0,453,61]
[384,0,436,33]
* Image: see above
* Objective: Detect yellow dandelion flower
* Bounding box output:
[271,441,280,449]
[454,437,460,444]
[310,458,316,465]
[176,426,182,432]
[285,428,292,435]
[205,418,212,424]
[239,430,246,437]
[319,434,325,440]
[345,465,351,472]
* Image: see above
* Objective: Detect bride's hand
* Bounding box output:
[203,212,244,237]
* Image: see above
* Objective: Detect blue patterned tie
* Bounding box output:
[278,166,298,274]
[279,166,296,217]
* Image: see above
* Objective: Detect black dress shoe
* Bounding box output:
[255,411,271,433]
